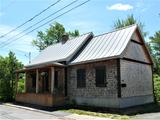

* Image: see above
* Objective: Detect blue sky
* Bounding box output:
[0,0,160,65]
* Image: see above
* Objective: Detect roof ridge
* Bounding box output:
[94,24,137,38]
[67,32,93,41]
[47,32,93,47]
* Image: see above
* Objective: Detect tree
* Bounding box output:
[150,31,160,75]
[113,14,148,37]
[32,22,79,51]
[0,51,23,102]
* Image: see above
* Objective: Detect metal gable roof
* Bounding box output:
[70,24,137,65]
[26,32,92,67]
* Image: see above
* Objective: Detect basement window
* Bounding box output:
[95,66,106,87]
[77,69,86,88]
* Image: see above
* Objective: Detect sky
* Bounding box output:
[0,0,159,65]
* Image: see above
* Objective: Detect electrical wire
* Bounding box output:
[0,0,78,47]
[0,0,91,48]
[0,0,61,38]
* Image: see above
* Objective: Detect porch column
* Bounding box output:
[15,73,19,94]
[36,69,39,93]
[51,67,55,94]
[24,72,26,92]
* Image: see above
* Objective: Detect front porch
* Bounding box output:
[15,63,66,107]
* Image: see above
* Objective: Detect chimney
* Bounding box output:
[62,33,69,44]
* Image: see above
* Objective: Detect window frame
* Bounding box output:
[95,66,106,87]
[76,68,86,88]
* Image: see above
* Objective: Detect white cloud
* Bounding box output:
[107,3,133,11]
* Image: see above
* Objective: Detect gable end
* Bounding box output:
[122,28,153,64]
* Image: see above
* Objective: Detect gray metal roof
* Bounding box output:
[26,32,92,67]
[70,24,137,65]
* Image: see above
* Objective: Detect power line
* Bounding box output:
[0,0,78,47]
[0,48,32,63]
[0,0,61,39]
[0,0,91,48]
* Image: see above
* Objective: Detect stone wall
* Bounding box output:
[67,60,118,100]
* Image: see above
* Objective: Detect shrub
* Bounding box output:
[17,79,25,93]
[154,74,160,102]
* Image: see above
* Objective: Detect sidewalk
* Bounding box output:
[4,103,113,120]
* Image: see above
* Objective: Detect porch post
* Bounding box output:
[51,67,55,94]
[15,72,19,94]
[24,72,26,92]
[36,69,39,93]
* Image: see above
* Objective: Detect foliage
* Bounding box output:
[154,74,160,102]
[113,14,148,37]
[150,31,160,75]
[0,51,23,102]
[17,79,25,93]
[32,22,79,51]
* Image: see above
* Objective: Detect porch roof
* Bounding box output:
[17,62,64,73]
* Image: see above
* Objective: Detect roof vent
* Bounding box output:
[62,33,69,44]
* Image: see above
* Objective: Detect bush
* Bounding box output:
[17,79,25,93]
[154,74,160,102]
[0,52,23,102]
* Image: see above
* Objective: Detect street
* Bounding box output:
[0,104,111,120]
[0,104,63,120]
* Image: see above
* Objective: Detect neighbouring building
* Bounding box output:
[16,24,154,108]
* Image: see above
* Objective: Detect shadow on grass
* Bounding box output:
[10,102,160,116]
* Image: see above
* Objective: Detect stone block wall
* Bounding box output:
[67,60,118,99]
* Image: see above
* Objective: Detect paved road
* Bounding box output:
[0,104,65,120]
[133,112,160,120]
[0,104,111,120]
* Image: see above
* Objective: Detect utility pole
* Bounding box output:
[24,52,31,63]
[29,52,31,63]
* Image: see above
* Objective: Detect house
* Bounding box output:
[16,24,154,108]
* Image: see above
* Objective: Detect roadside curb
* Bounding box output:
[4,103,55,115]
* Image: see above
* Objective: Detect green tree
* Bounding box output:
[32,22,79,51]
[0,51,23,102]
[113,14,148,37]
[150,31,160,75]
[154,74,160,102]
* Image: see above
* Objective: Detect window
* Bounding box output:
[95,66,106,87]
[77,69,86,88]
[54,71,59,88]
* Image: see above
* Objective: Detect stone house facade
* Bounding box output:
[16,24,154,108]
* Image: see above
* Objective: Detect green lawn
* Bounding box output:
[61,109,130,120]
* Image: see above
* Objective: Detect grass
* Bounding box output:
[60,102,160,120]
[61,109,130,120]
